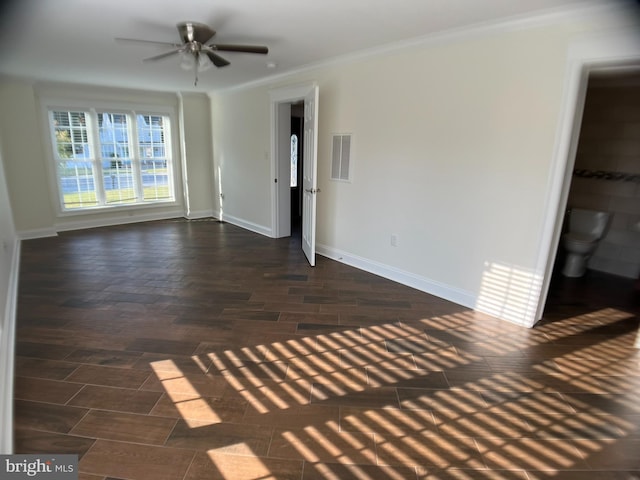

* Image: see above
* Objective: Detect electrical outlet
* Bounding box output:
[390,234,398,247]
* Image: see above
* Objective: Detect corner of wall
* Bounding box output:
[0,239,20,454]
[219,213,273,238]
[185,210,216,220]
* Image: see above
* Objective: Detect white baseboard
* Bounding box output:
[55,210,184,233]
[219,214,272,237]
[185,209,215,220]
[316,243,476,310]
[19,210,210,239]
[18,227,57,240]
[0,238,20,454]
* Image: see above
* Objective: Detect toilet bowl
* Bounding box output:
[562,208,611,277]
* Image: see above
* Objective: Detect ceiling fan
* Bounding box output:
[116,21,269,86]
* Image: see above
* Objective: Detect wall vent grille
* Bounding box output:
[331,134,352,182]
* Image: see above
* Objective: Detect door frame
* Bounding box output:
[533,29,640,325]
[269,82,318,239]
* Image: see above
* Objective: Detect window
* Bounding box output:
[49,109,175,211]
[290,134,298,187]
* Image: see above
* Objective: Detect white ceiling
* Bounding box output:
[0,0,617,93]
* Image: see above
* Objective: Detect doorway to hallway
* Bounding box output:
[290,104,303,244]
[270,82,320,266]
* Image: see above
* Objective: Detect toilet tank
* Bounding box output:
[568,208,611,239]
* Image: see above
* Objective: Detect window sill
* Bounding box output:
[57,199,181,217]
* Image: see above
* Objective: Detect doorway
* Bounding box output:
[270,82,320,266]
[544,68,640,316]
[271,100,303,240]
[535,57,640,327]
[290,102,304,241]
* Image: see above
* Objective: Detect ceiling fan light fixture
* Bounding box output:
[197,53,213,72]
[179,52,195,70]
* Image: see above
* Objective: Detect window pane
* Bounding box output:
[290,134,298,187]
[137,114,173,202]
[103,159,136,205]
[142,159,171,201]
[52,111,90,160]
[137,114,165,158]
[99,112,130,160]
[58,160,98,209]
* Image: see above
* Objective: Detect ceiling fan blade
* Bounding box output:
[203,50,230,67]
[177,21,216,44]
[143,48,183,62]
[115,37,181,48]
[193,23,217,44]
[209,44,269,54]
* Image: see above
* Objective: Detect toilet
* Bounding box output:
[562,208,611,278]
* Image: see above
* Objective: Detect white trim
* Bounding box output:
[0,239,20,454]
[316,242,476,310]
[18,210,214,238]
[177,92,191,217]
[220,214,272,237]
[269,83,318,103]
[532,59,589,324]
[17,227,58,240]
[36,87,183,218]
[55,210,183,233]
[269,82,318,238]
[53,199,183,219]
[185,209,215,220]
[269,98,277,236]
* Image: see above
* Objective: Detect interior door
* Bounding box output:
[302,85,319,266]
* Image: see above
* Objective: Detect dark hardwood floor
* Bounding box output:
[13,219,640,479]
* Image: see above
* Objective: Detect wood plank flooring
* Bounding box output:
[13,219,640,479]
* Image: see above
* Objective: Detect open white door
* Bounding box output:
[302,85,319,266]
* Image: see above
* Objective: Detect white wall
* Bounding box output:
[211,88,272,234]
[0,81,55,235]
[179,93,215,218]
[211,6,640,326]
[0,134,19,453]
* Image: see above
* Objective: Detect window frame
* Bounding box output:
[41,96,181,216]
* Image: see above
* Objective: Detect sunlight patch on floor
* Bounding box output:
[476,262,543,326]
[146,311,639,477]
